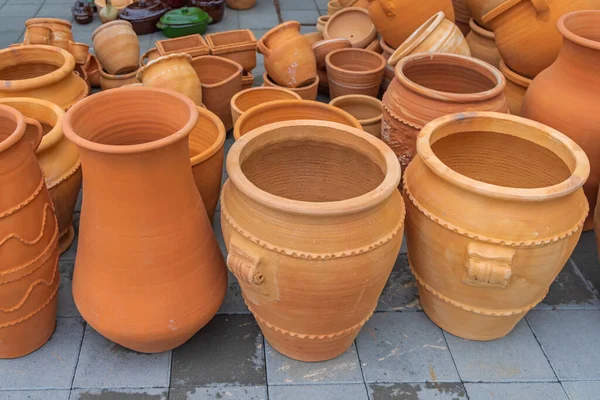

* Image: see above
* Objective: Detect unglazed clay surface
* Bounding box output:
[92,20,139,75]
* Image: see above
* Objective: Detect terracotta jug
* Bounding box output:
[62,87,227,353]
[92,20,140,75]
[222,120,405,361]
[366,0,455,48]
[522,10,600,231]
[499,59,531,116]
[466,0,503,30]
[404,112,589,340]
[382,53,508,172]
[465,18,500,68]
[0,104,60,358]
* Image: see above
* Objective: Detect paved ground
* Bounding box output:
[2,0,600,399]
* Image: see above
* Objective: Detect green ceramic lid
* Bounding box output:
[159,6,211,25]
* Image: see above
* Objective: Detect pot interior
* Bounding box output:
[189,112,220,158]
[192,58,238,85]
[235,89,297,113]
[563,12,600,43]
[329,50,382,72]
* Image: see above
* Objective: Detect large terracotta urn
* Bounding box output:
[62,87,227,353]
[0,104,59,358]
[522,10,600,231]
[404,112,589,340]
[222,120,405,361]
[366,0,455,48]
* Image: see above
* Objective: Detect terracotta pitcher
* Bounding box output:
[0,104,60,358]
[522,10,600,231]
[404,112,589,340]
[62,87,227,353]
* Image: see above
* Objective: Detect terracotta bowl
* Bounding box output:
[324,7,377,49]
[329,94,383,138]
[312,38,352,70]
[262,73,319,101]
[100,66,140,90]
[325,48,386,98]
[230,86,301,126]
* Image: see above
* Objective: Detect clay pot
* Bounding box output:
[482,0,600,79]
[328,1,342,14]
[242,71,254,90]
[452,0,472,35]
[100,66,139,90]
[0,45,88,111]
[380,38,395,92]
[222,120,405,361]
[137,53,203,106]
[139,48,160,67]
[230,87,301,127]
[465,18,500,68]
[405,112,589,340]
[0,104,59,358]
[72,0,94,24]
[367,0,455,48]
[155,35,210,58]
[94,0,134,9]
[258,21,317,89]
[62,87,227,353]
[466,0,502,30]
[206,29,258,72]
[84,53,101,88]
[313,38,352,70]
[92,20,140,75]
[304,32,324,45]
[233,99,361,140]
[387,12,471,67]
[325,48,386,98]
[342,0,370,7]
[324,7,377,49]
[68,41,89,65]
[25,18,74,50]
[191,56,243,131]
[317,68,329,94]
[329,94,382,138]
[226,0,256,9]
[522,10,600,231]
[500,59,531,117]
[317,15,330,33]
[188,0,226,24]
[382,53,508,172]
[27,26,51,45]
[262,73,319,101]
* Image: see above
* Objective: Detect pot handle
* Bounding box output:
[256,39,270,57]
[375,0,396,17]
[22,117,43,151]
[463,242,515,289]
[227,240,264,287]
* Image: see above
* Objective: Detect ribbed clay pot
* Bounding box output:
[404,112,590,340]
[382,53,508,172]
[522,10,600,231]
[313,38,353,70]
[139,48,160,67]
[222,120,405,361]
[367,0,455,48]
[0,45,88,111]
[329,94,382,138]
[84,53,101,88]
[233,99,361,140]
[482,0,600,79]
[257,21,317,89]
[100,66,139,90]
[324,7,377,49]
[25,18,74,50]
[380,38,395,92]
[62,87,227,353]
[465,18,500,68]
[317,15,330,33]
[499,59,530,116]
[262,73,319,101]
[206,29,258,72]
[452,0,472,35]
[466,0,503,30]
[0,104,59,358]
[326,48,386,98]
[226,0,256,9]
[230,87,301,127]
[191,56,243,131]
[92,20,140,75]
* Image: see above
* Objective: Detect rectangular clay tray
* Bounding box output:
[156,34,210,58]
[205,29,257,72]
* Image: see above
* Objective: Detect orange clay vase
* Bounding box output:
[0,98,80,255]
[382,53,508,173]
[404,112,590,340]
[0,104,60,358]
[522,10,600,231]
[366,0,455,48]
[62,87,227,353]
[230,87,301,126]
[92,20,140,75]
[465,18,500,68]
[500,59,531,116]
[222,120,405,361]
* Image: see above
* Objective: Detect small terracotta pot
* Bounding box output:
[380,37,396,92]
[262,73,319,101]
[499,59,530,117]
[313,38,352,70]
[324,7,377,49]
[304,32,324,45]
[328,0,342,15]
[230,87,301,126]
[258,21,317,88]
[27,26,51,45]
[25,18,74,50]
[465,18,500,68]
[330,94,383,138]
[92,20,140,75]
[155,34,210,58]
[242,71,254,90]
[233,99,361,140]
[317,15,330,33]
[84,53,101,88]
[99,66,140,90]
[139,48,160,67]
[206,29,258,72]
[68,41,89,65]
[226,0,256,9]
[452,0,472,35]
[325,48,386,98]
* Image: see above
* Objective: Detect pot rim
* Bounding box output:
[329,94,382,125]
[0,104,27,154]
[191,55,243,89]
[262,72,320,95]
[139,47,159,66]
[136,52,193,81]
[558,10,600,52]
[324,7,376,44]
[498,59,531,88]
[190,106,226,165]
[468,17,494,39]
[395,53,505,103]
[257,20,301,54]
[99,65,140,80]
[326,48,386,76]
[388,11,445,66]
[417,112,590,201]
[26,17,72,29]
[230,86,301,117]
[92,20,134,42]
[227,119,401,216]
[62,86,199,155]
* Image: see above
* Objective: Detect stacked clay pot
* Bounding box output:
[326,48,386,98]
[230,87,301,126]
[500,59,531,116]
[404,112,589,340]
[522,10,600,231]
[222,120,405,361]
[206,29,258,79]
[323,7,377,49]
[312,38,352,94]
[329,94,383,138]
[465,18,500,68]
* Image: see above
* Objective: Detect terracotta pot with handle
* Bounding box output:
[466,0,503,30]
[92,20,140,75]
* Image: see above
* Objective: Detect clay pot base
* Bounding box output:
[57,224,75,254]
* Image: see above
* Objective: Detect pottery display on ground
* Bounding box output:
[230,87,301,126]
[452,0,472,35]
[379,38,395,92]
[466,0,502,30]
[313,38,352,70]
[382,53,508,172]
[84,53,102,88]
[329,94,383,138]
[157,7,214,37]
[119,0,171,35]
[25,18,74,50]
[325,48,386,98]
[62,87,227,353]
[324,7,377,49]
[404,112,590,340]
[92,20,139,75]
[139,48,161,66]
[317,15,330,33]
[99,66,140,90]
[522,10,600,231]
[156,34,210,57]
[72,0,94,24]
[206,29,258,72]
[465,18,500,68]
[0,104,59,358]
[262,73,319,101]
[226,0,256,10]
[499,59,530,117]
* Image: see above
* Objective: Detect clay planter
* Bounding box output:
[328,1,342,14]
[404,112,589,340]
[466,0,503,30]
[313,38,352,70]
[325,48,386,98]
[25,18,74,50]
[380,38,395,92]
[324,7,377,49]
[500,59,531,117]
[242,71,254,90]
[230,87,301,126]
[233,99,361,140]
[0,45,88,111]
[84,53,101,88]
[226,0,256,9]
[329,94,382,138]
[452,0,472,35]
[156,34,210,58]
[137,53,203,105]
[387,12,471,67]
[465,18,500,68]
[191,56,243,131]
[62,87,227,353]
[139,48,160,67]
[367,0,455,48]
[257,21,317,89]
[262,73,319,101]
[92,20,140,75]
[100,66,140,90]
[206,29,258,72]
[482,0,600,79]
[317,15,330,33]
[0,104,59,358]
[522,10,600,231]
[222,120,405,361]
[68,41,90,65]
